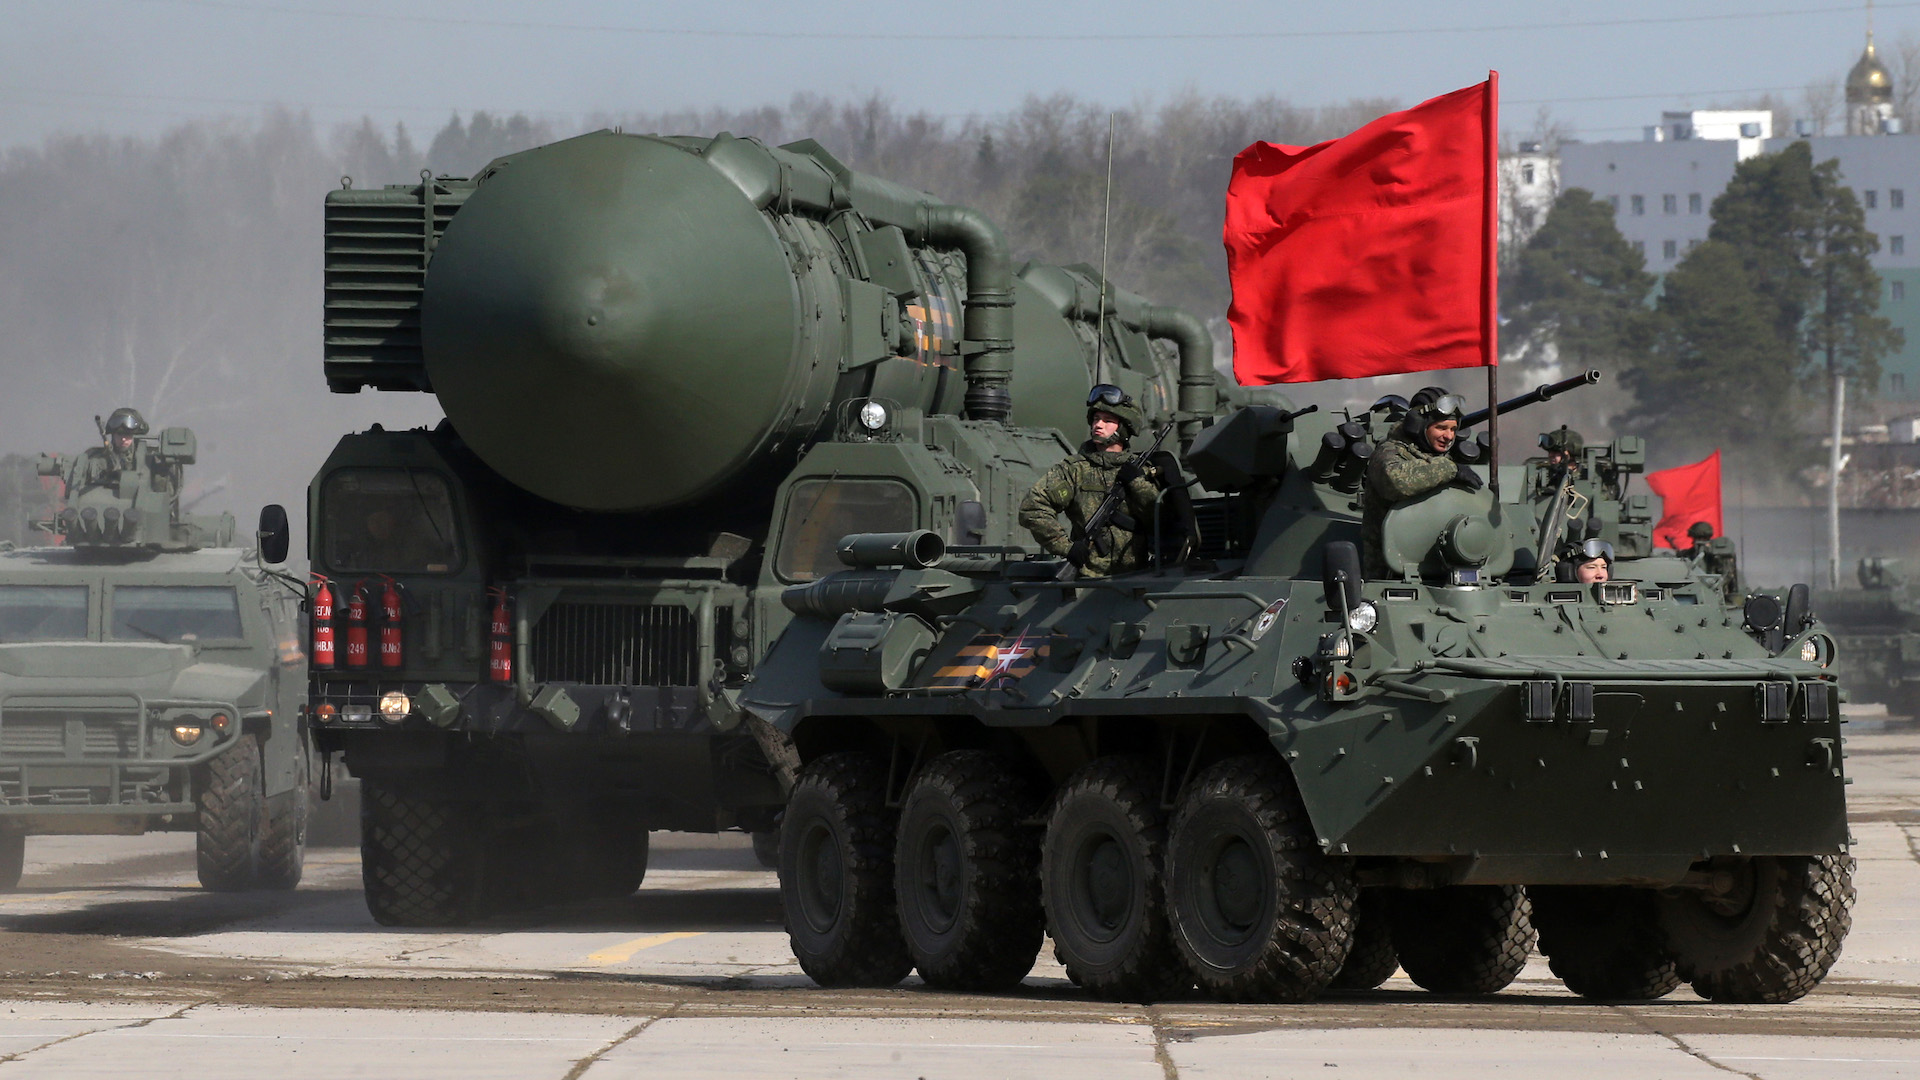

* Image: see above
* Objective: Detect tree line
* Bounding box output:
[1501,141,1899,479]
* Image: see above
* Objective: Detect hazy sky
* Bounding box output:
[3,0,1912,148]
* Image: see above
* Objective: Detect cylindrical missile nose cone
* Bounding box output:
[422,132,798,512]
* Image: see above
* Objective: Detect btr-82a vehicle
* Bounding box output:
[0,417,305,891]
[741,382,1853,1006]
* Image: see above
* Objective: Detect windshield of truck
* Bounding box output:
[111,586,243,643]
[322,468,462,573]
[0,585,89,642]
[775,479,916,582]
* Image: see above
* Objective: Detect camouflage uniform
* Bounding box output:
[1020,444,1162,578]
[1361,430,1459,578]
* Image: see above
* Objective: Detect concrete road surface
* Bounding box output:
[0,726,1914,1078]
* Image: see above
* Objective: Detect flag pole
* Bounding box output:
[1482,70,1501,500]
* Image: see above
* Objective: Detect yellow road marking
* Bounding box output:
[584,932,704,966]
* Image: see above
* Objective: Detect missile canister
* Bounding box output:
[325,130,1216,512]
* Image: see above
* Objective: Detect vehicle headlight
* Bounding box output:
[171,723,203,746]
[858,400,888,432]
[1348,601,1379,634]
[379,691,412,723]
[1799,635,1836,667]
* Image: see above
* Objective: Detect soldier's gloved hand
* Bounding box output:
[1453,462,1485,492]
[1115,460,1145,486]
[1065,539,1091,567]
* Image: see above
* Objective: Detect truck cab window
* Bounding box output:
[322,468,463,573]
[0,585,88,642]
[775,480,916,582]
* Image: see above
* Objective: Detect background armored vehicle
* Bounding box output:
[1813,556,1920,713]
[743,385,1852,1006]
[0,422,305,891]
[308,129,1219,924]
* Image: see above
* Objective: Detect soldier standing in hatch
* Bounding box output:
[1361,388,1483,578]
[67,408,148,496]
[1685,520,1741,602]
[1532,425,1585,494]
[1020,386,1163,579]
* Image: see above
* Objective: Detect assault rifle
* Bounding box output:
[1056,422,1176,581]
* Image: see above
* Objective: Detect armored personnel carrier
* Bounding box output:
[1813,557,1920,713]
[307,130,1219,924]
[0,417,304,891]
[742,384,1853,1005]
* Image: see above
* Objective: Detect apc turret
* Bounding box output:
[35,413,235,550]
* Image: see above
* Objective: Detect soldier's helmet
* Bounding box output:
[1540,425,1584,457]
[104,408,148,439]
[1687,520,1714,543]
[1400,387,1466,440]
[1086,384,1147,440]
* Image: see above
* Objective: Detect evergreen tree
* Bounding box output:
[1803,177,1901,395]
[1500,189,1656,371]
[1626,240,1800,457]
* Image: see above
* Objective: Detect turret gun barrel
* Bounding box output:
[1459,370,1601,429]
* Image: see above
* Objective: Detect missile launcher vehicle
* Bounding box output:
[1813,557,1920,714]
[0,421,305,891]
[306,129,1220,925]
[741,381,1854,1005]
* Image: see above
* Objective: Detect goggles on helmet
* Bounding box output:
[1580,538,1615,563]
[1086,384,1132,409]
[1425,394,1468,419]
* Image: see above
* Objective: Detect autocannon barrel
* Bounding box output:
[324,130,1216,513]
[1459,370,1602,429]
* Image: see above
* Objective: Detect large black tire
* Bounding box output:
[595,825,650,898]
[752,830,780,869]
[895,750,1046,992]
[1041,757,1188,1002]
[1329,889,1399,991]
[1164,756,1356,1003]
[255,791,306,891]
[781,753,913,987]
[0,832,23,891]
[1659,854,1855,1004]
[1389,885,1535,995]
[1530,886,1681,1002]
[360,778,482,926]
[195,736,263,892]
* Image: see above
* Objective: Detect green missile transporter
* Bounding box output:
[0,419,306,891]
[1814,557,1920,714]
[306,129,1221,925]
[742,382,1853,1006]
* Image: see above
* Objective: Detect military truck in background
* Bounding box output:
[1815,556,1920,713]
[306,129,1222,925]
[0,416,305,891]
[743,380,1853,1007]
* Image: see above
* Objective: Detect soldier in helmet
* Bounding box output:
[1361,387,1482,577]
[68,408,148,495]
[1530,425,1585,498]
[1684,520,1741,602]
[1564,538,1613,584]
[1020,385,1166,578]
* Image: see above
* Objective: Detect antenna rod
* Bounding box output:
[1094,113,1116,386]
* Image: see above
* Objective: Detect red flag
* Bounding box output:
[1224,74,1499,385]
[1647,451,1723,551]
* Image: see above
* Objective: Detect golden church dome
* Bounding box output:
[1849,37,1894,104]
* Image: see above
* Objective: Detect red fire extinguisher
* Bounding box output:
[378,576,404,669]
[344,582,369,669]
[488,587,512,683]
[310,575,335,670]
